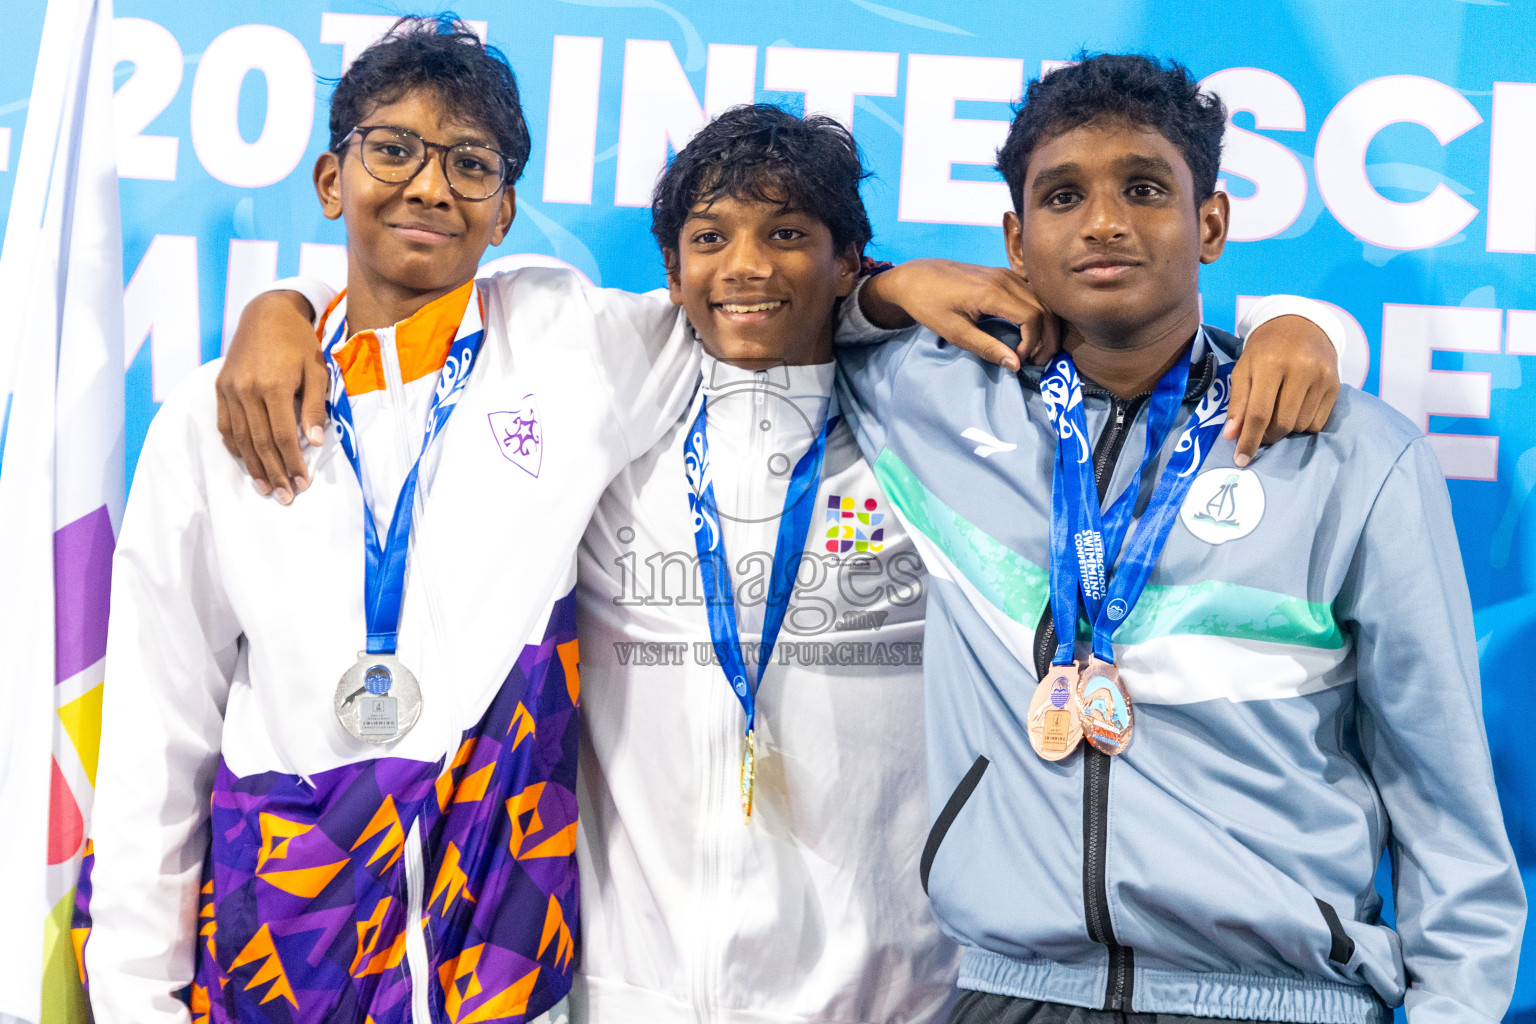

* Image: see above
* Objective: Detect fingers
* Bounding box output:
[1028,314,1063,366]
[1222,363,1251,443]
[1231,368,1279,467]
[942,316,1022,371]
[300,352,331,449]
[216,376,237,460]
[1298,378,1338,435]
[223,395,272,497]
[265,390,309,495]
[248,399,296,505]
[973,273,1048,331]
[1262,376,1309,447]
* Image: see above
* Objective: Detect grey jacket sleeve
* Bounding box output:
[1336,435,1525,1023]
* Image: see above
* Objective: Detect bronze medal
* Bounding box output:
[1028,663,1083,760]
[1076,657,1133,755]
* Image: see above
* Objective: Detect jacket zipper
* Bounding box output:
[692,678,729,1024]
[692,376,769,1024]
[1031,390,1143,1013]
[404,818,434,1024]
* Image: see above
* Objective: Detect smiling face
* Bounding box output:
[315,86,515,328]
[1003,117,1228,353]
[666,192,860,369]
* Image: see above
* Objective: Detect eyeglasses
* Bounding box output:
[340,125,508,201]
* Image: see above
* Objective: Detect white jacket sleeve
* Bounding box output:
[1236,293,1347,367]
[84,366,242,1023]
[557,278,700,464]
[262,276,339,327]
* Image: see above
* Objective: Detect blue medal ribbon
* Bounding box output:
[323,299,486,656]
[684,392,836,736]
[1041,337,1234,666]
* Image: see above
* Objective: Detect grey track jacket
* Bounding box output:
[834,312,1524,1023]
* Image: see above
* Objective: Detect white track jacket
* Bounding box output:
[573,355,959,1024]
[83,270,696,1024]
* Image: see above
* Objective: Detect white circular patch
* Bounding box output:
[1179,468,1265,545]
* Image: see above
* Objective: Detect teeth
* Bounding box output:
[720,301,783,313]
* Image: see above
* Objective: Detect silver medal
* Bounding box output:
[334,652,423,744]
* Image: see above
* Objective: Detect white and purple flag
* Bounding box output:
[0,0,123,1020]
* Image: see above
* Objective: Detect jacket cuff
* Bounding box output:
[1237,295,1347,368]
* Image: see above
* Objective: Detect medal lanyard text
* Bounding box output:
[1040,340,1234,666]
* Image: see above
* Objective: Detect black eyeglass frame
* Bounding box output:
[336,124,510,202]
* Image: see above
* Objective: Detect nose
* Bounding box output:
[722,233,771,282]
[1080,188,1128,245]
[402,151,453,208]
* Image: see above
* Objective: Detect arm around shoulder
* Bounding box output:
[512,269,698,463]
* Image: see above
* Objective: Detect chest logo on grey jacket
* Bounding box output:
[961,427,1016,458]
[489,394,542,477]
[1179,467,1264,544]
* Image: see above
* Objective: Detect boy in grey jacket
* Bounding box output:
[837,53,1524,1023]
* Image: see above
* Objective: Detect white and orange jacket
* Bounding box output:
[81,270,696,1024]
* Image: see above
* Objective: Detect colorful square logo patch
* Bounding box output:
[825,495,884,553]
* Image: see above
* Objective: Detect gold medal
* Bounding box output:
[740,729,756,823]
[1027,662,1083,760]
[1076,657,1134,755]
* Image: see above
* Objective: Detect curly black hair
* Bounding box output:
[328,15,532,185]
[996,53,1226,215]
[650,104,872,264]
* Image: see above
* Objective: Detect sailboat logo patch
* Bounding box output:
[1179,468,1264,545]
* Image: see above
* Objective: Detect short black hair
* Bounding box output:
[328,15,532,185]
[650,104,872,263]
[996,53,1226,214]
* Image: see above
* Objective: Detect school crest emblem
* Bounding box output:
[1179,467,1264,544]
[489,395,542,477]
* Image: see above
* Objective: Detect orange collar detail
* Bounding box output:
[327,282,476,397]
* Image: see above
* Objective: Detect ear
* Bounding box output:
[1002,211,1027,277]
[834,244,861,298]
[491,185,516,246]
[663,249,684,307]
[314,152,343,221]
[1197,190,1230,265]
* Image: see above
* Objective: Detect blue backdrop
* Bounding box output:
[1,1,1531,1017]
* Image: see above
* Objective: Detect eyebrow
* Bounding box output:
[1114,153,1179,182]
[1028,152,1181,200]
[1028,162,1081,199]
[682,202,809,222]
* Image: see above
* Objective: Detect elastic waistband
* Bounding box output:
[958,949,1386,1024]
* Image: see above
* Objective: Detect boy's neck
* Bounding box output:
[1062,306,1202,400]
[344,270,471,335]
[703,333,834,371]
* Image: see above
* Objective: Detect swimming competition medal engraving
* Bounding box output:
[1076,657,1133,755]
[334,652,424,744]
[1027,662,1083,760]
[322,295,486,746]
[1036,340,1234,757]
[685,384,836,824]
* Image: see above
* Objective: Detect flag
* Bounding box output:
[0,0,124,1020]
